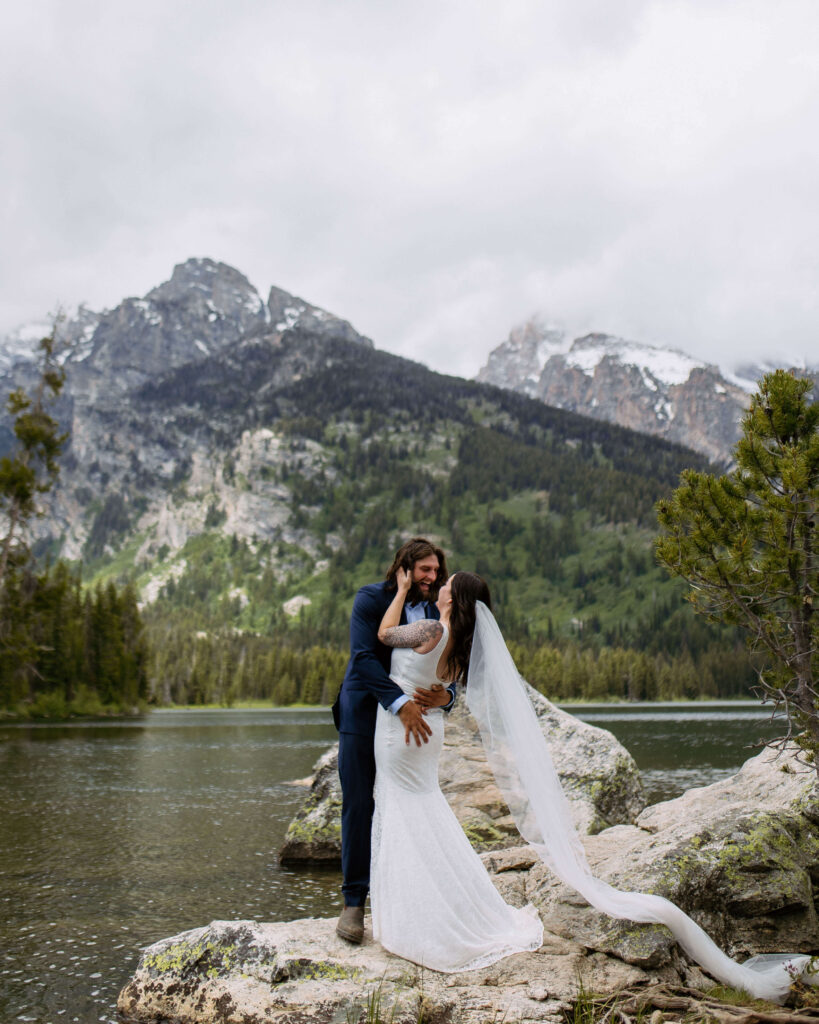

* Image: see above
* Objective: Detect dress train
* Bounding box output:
[467,602,817,1003]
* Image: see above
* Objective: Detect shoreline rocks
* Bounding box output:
[118,741,819,1024]
[504,746,819,971]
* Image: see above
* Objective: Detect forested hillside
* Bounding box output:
[0,563,149,717]
[0,262,761,708]
[0,333,150,719]
[129,335,755,705]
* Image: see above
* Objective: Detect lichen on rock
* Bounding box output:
[117,917,654,1023]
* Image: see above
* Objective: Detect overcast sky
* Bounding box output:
[3,0,819,377]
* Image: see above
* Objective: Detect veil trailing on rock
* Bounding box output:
[466,602,815,1004]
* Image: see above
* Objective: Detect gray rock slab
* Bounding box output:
[117,917,664,1024]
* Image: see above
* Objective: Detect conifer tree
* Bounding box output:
[0,324,150,717]
[656,371,819,772]
[0,325,67,697]
[0,326,67,590]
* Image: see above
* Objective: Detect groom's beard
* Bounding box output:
[407,581,439,605]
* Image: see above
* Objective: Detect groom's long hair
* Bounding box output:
[446,572,492,683]
[385,537,448,602]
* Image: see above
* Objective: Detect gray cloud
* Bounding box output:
[2,0,818,378]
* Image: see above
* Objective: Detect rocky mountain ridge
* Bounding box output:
[0,259,719,656]
[477,317,818,464]
[1,257,370,384]
[0,258,373,562]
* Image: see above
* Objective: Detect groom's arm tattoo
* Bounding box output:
[381,621,444,648]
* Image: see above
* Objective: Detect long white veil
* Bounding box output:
[466,602,814,1003]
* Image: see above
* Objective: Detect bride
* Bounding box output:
[370,568,543,971]
[371,569,815,1001]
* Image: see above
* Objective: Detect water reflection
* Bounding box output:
[0,704,783,1024]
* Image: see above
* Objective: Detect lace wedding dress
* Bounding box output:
[370,625,544,972]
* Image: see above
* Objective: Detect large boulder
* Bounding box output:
[116,917,662,1024]
[522,746,819,969]
[279,687,646,863]
[278,748,341,863]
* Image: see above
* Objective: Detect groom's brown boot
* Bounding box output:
[336,905,365,943]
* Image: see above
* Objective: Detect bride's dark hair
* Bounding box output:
[445,572,492,683]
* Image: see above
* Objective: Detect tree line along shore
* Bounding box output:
[0,606,757,720]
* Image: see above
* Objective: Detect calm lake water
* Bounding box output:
[0,703,780,1024]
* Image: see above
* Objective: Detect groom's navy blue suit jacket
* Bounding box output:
[333,582,452,737]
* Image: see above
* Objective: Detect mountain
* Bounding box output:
[476,318,818,465]
[1,259,747,698]
[0,258,372,559]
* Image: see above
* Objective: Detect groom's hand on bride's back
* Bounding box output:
[414,684,449,709]
[398,701,432,746]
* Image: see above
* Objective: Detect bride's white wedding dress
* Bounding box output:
[370,624,544,972]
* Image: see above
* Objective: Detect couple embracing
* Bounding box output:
[331,537,813,997]
[332,537,542,971]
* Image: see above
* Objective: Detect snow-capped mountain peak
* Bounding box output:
[476,319,769,464]
[563,334,707,389]
[0,259,373,396]
[477,316,571,395]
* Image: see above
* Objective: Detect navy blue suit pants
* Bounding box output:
[338,730,376,907]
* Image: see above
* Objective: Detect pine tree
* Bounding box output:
[656,370,819,772]
[0,326,68,700]
[0,327,67,590]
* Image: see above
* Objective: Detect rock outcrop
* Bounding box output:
[267,284,373,347]
[119,747,819,1023]
[77,258,270,389]
[279,686,646,864]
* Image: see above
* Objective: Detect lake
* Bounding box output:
[0,703,781,1024]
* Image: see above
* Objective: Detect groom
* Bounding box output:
[332,537,456,943]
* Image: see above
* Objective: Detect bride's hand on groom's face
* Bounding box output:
[396,568,412,594]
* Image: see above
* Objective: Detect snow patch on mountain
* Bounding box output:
[0,305,103,372]
[275,305,307,332]
[564,334,703,388]
[727,357,819,393]
[534,324,573,357]
[0,320,52,371]
[132,299,162,327]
